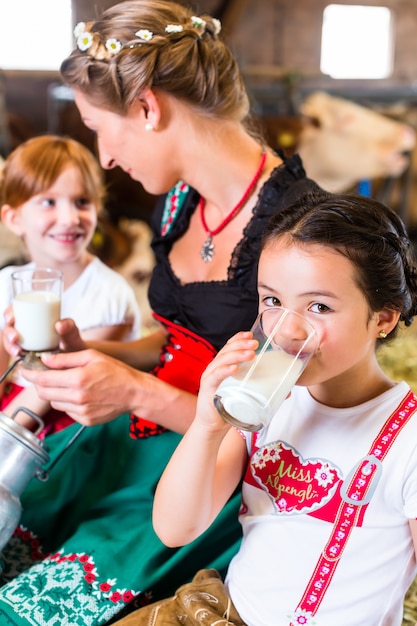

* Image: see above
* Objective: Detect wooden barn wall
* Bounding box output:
[2,0,417,219]
[4,0,417,130]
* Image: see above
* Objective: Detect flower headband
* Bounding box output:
[74,16,221,56]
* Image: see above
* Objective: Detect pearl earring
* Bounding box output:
[145,122,154,131]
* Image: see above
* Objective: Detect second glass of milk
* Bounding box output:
[12,267,63,354]
[214,307,318,431]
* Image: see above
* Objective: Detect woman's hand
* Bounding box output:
[20,346,199,433]
[20,349,139,425]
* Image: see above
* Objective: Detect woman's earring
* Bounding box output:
[379,330,388,339]
[145,122,154,131]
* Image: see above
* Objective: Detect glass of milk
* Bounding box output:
[11,268,63,357]
[213,308,318,431]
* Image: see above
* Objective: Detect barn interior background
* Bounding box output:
[2,1,417,620]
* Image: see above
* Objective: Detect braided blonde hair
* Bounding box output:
[61,0,249,122]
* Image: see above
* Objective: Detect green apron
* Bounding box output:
[0,416,242,625]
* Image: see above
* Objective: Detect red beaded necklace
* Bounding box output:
[199,150,267,262]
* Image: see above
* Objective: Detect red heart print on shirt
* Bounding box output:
[249,441,342,514]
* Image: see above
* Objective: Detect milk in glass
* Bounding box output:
[215,349,303,429]
[13,291,61,352]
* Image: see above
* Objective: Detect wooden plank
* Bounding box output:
[214,0,251,35]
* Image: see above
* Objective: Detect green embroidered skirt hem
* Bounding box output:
[0,416,242,626]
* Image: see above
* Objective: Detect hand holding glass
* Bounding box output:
[213,308,318,431]
[11,268,62,367]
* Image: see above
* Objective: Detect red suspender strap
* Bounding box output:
[289,390,417,626]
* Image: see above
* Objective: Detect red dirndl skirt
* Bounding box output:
[129,313,217,438]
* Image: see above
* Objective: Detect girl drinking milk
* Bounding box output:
[115,190,417,626]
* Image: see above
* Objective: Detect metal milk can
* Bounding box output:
[0,407,49,552]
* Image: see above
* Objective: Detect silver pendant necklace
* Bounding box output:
[200,234,214,262]
[198,150,267,263]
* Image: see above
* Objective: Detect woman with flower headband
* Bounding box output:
[0,1,320,624]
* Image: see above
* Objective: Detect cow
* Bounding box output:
[261,91,416,194]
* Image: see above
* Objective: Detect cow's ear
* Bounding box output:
[301,114,322,129]
[301,91,365,132]
[318,94,355,129]
[301,92,341,130]
[300,91,328,119]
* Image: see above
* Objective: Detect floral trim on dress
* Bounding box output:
[0,526,51,584]
[0,526,142,626]
[160,181,190,236]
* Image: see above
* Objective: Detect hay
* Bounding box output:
[378,326,417,394]
[377,323,417,625]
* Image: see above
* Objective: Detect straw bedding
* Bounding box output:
[377,323,417,625]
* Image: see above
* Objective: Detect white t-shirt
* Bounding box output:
[226,382,417,626]
[0,259,142,386]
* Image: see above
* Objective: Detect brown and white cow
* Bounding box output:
[261,91,416,194]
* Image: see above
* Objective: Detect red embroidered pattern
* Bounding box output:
[160,181,190,236]
[48,551,137,604]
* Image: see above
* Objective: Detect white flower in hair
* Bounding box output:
[165,24,183,34]
[212,18,221,34]
[77,31,93,51]
[191,16,206,29]
[106,38,122,54]
[73,22,86,38]
[135,29,153,41]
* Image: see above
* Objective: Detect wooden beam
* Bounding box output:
[213,0,251,36]
[242,65,325,79]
